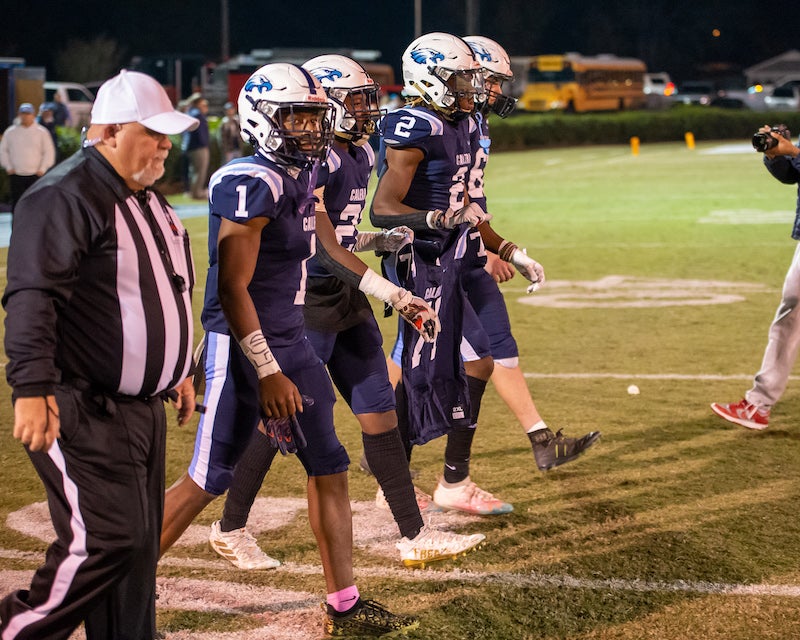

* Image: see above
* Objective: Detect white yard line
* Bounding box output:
[1,549,798,599]
[523,372,800,381]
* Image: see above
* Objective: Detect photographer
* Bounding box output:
[711,124,800,430]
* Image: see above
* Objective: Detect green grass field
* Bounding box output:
[3,140,800,639]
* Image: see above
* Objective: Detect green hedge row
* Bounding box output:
[487,105,799,151]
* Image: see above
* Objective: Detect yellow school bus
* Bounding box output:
[518,53,646,112]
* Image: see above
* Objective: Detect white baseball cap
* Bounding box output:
[91,69,199,134]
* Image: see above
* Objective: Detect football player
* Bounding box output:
[371,32,513,516]
[461,34,601,470]
[160,62,427,636]
[208,54,486,572]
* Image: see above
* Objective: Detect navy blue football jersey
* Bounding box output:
[379,106,475,255]
[398,237,472,445]
[378,105,480,442]
[303,142,375,332]
[201,153,316,348]
[467,112,490,211]
[462,112,492,269]
[307,143,375,278]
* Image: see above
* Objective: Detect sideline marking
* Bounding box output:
[700,143,755,155]
[517,275,771,309]
[698,209,794,225]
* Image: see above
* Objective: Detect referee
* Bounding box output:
[1,70,198,640]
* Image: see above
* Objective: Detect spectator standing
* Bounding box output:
[0,70,198,640]
[37,102,59,160]
[182,95,210,199]
[0,103,56,215]
[51,91,72,127]
[218,101,242,163]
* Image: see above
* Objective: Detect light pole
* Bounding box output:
[466,0,479,35]
[221,0,230,61]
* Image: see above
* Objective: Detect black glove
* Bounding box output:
[264,414,307,455]
[262,395,312,455]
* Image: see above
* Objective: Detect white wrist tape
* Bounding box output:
[510,247,532,270]
[239,330,281,379]
[358,267,403,306]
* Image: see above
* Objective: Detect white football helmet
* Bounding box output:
[401,32,482,121]
[302,54,383,146]
[238,62,334,167]
[464,35,517,118]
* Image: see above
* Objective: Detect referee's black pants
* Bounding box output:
[8,175,38,215]
[0,384,167,640]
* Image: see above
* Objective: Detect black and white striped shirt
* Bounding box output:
[3,146,195,399]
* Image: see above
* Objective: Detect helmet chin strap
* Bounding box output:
[411,81,436,107]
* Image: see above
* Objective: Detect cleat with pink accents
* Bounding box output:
[433,479,513,515]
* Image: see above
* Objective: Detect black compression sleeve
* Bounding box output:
[314,240,363,290]
[369,205,432,231]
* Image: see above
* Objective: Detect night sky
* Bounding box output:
[3,1,800,85]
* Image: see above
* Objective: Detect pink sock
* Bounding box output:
[327,585,360,613]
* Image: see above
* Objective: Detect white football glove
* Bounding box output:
[354,227,414,253]
[375,226,414,252]
[391,289,441,343]
[427,203,492,229]
[509,248,545,293]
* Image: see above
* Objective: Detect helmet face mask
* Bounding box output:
[326,85,382,144]
[238,63,334,168]
[267,103,334,164]
[402,32,483,121]
[481,72,517,118]
[303,55,384,146]
[436,68,483,118]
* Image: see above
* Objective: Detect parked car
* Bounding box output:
[43,81,95,128]
[671,81,715,106]
[644,72,674,96]
[708,77,777,110]
[643,72,675,109]
[764,82,800,111]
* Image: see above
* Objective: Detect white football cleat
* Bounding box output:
[396,524,486,568]
[209,520,280,570]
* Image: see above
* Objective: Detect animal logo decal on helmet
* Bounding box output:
[410,49,445,65]
[244,75,274,93]
[311,68,343,83]
[467,43,493,64]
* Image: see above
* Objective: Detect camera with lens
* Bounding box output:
[752,124,792,152]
